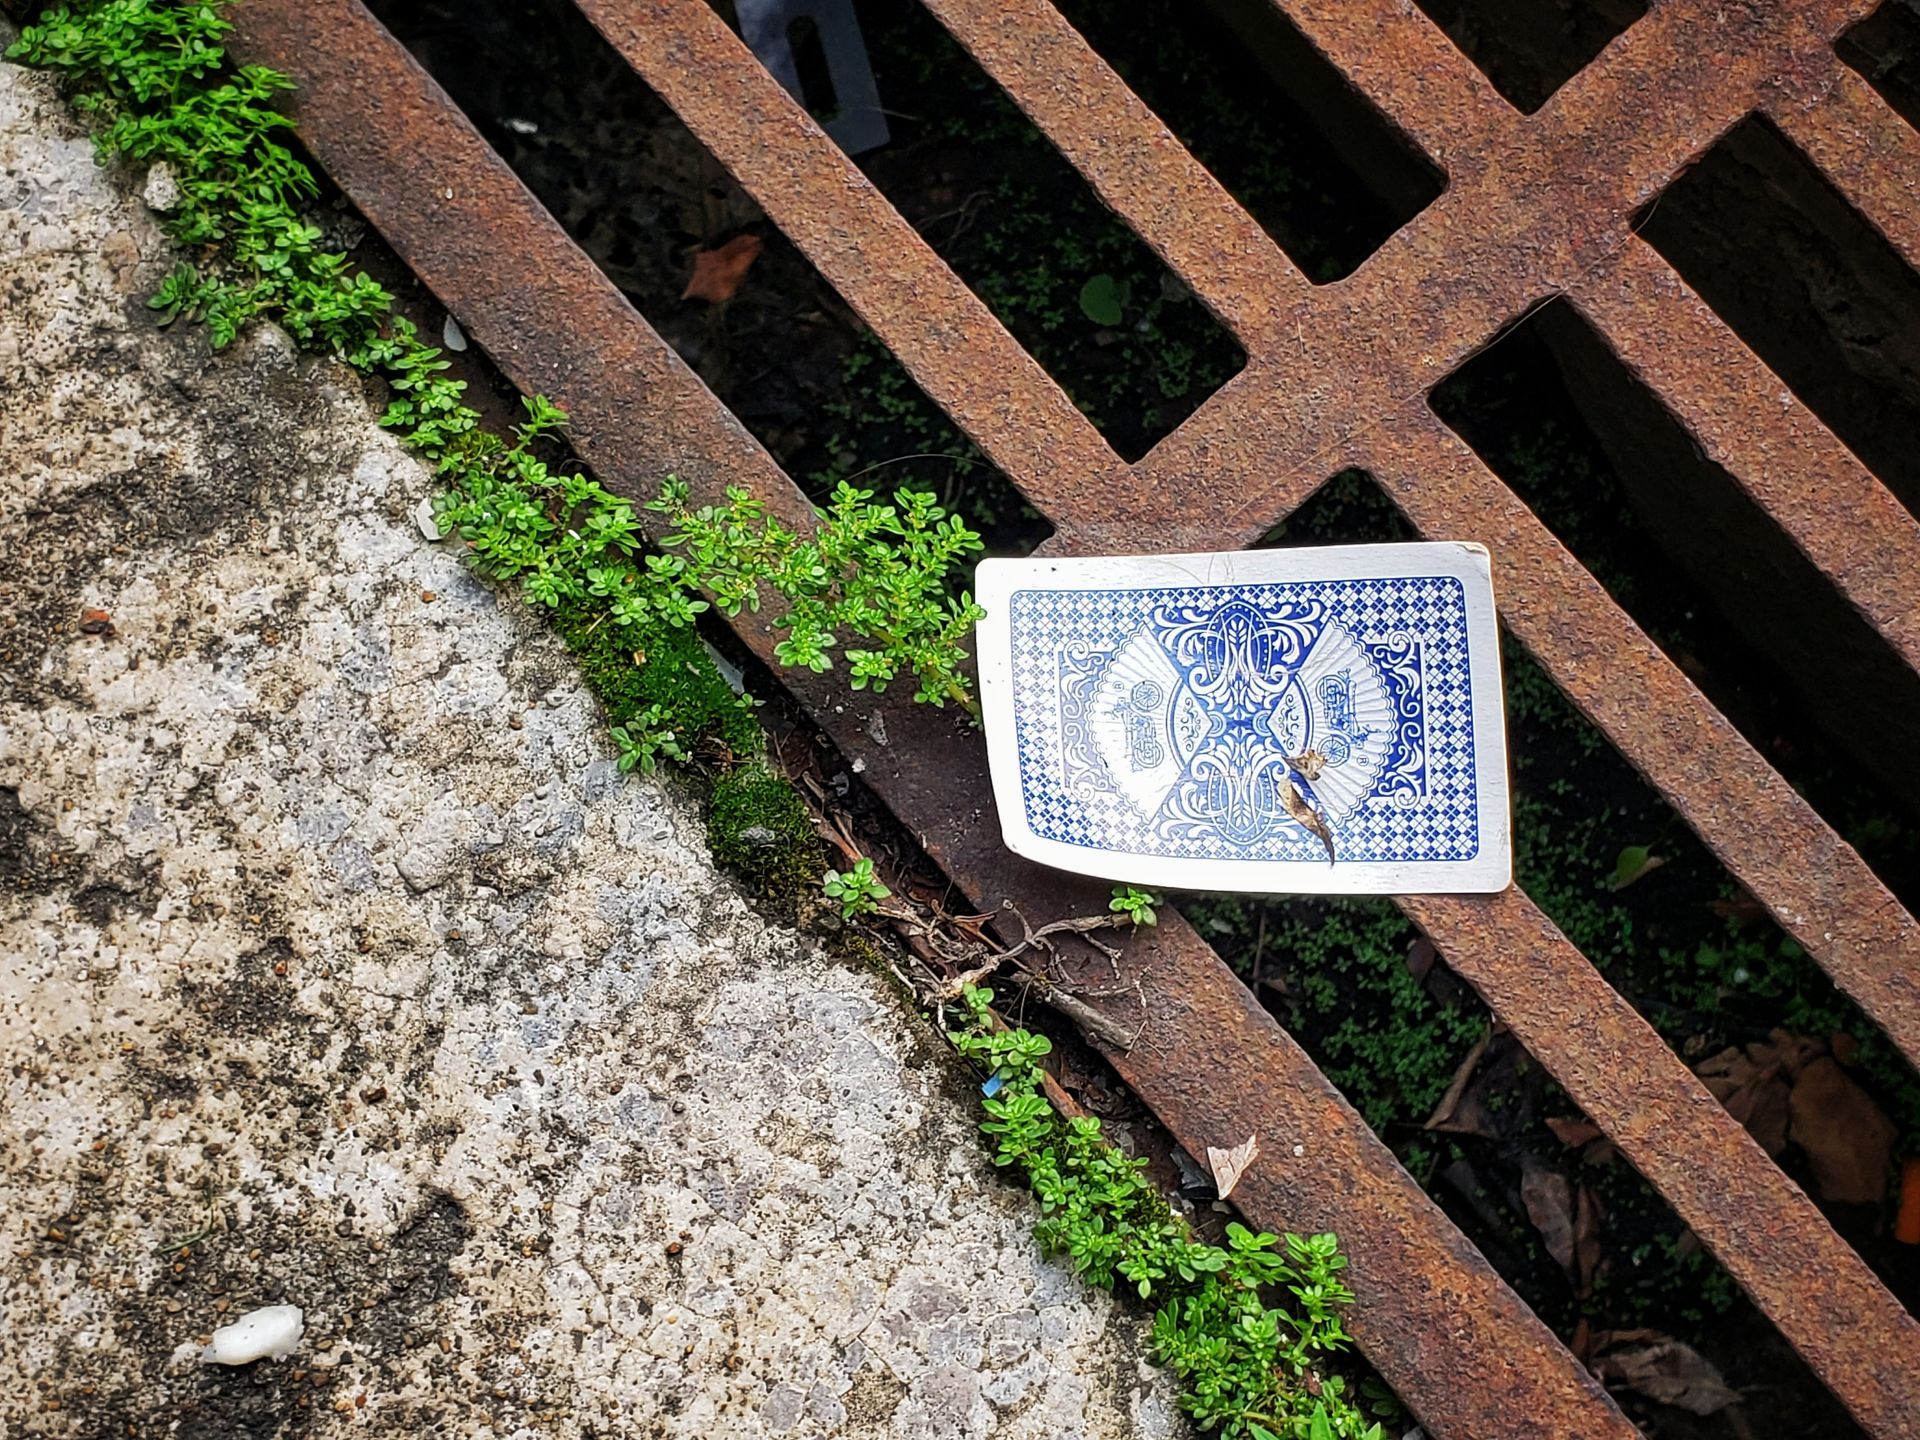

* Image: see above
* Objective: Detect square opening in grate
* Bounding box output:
[1636,114,1920,522]
[1048,0,1446,283]
[1839,0,1920,129]
[1410,0,1647,114]
[736,0,1250,461]
[1431,302,1920,888]
[364,0,1051,557]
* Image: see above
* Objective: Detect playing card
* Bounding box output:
[974,543,1511,894]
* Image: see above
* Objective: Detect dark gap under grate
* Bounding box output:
[364,0,1051,556]
[1050,0,1446,282]
[1429,303,1920,908]
[1409,0,1647,114]
[1839,0,1920,129]
[1637,113,1920,521]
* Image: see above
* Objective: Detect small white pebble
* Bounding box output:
[204,1304,304,1365]
[1292,1144,1304,1157]
[414,497,441,541]
[442,315,468,352]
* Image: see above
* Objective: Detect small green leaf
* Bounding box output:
[1078,272,1127,327]
[1609,844,1666,891]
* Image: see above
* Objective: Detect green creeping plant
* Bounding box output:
[950,986,1387,1440]
[821,857,890,921]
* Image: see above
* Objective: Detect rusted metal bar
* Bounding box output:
[917,0,1308,344]
[1258,0,1512,165]
[1139,0,1883,529]
[1361,409,1920,1072]
[1769,61,1920,273]
[222,5,1640,1435]
[571,0,1131,523]
[1405,887,1920,1440]
[1577,242,1920,670]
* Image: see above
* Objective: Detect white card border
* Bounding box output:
[974,543,1512,895]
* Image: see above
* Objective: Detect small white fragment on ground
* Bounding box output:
[504,116,540,134]
[442,314,468,352]
[414,496,442,541]
[1206,1134,1259,1200]
[141,161,180,213]
[203,1304,304,1365]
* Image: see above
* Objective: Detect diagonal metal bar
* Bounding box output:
[916,0,1309,345]
[1576,241,1920,669]
[1260,0,1512,165]
[1360,407,1920,1072]
[1769,59,1920,273]
[1404,886,1920,1439]
[222,4,1640,1434]
[571,0,1132,522]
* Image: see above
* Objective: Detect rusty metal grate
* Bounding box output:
[226,2,1920,1434]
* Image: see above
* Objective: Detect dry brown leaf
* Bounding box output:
[1753,1028,1824,1079]
[1279,776,1335,863]
[1696,1044,1791,1158]
[1574,1184,1603,1292]
[1592,1332,1739,1416]
[1424,1028,1495,1136]
[681,233,763,303]
[1406,937,1439,985]
[1520,1162,1576,1275]
[1206,1134,1260,1200]
[1546,1117,1603,1148]
[1789,1055,1896,1204]
[1571,1318,1593,1363]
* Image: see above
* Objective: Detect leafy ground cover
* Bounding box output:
[950,987,1391,1440]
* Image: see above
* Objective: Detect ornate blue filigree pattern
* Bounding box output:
[1012,578,1472,863]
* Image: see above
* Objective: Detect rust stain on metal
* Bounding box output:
[227,0,1920,1433]
[1769,61,1920,273]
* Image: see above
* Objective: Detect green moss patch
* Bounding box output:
[552,598,759,762]
[706,767,822,899]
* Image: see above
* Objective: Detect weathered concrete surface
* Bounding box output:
[0,57,1180,1439]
